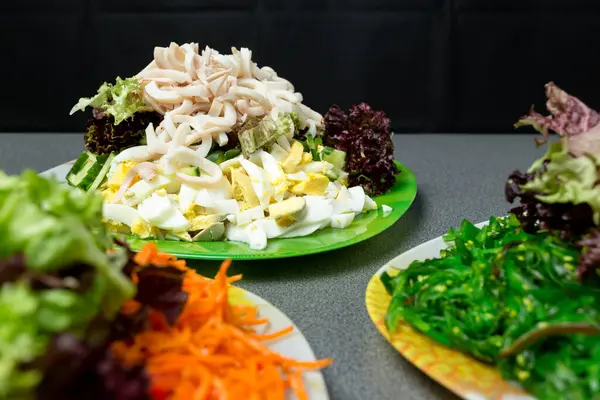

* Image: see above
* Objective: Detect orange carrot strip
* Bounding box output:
[114,245,332,400]
[252,325,294,341]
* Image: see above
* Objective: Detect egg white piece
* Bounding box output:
[124,175,172,206]
[348,186,366,214]
[236,206,265,226]
[103,204,139,226]
[331,213,355,229]
[179,184,198,213]
[240,159,273,209]
[138,193,189,231]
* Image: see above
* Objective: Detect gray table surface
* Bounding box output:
[0,133,544,400]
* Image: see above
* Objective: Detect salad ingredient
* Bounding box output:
[113,244,333,400]
[510,83,600,242]
[84,110,163,156]
[382,216,600,399]
[514,82,600,146]
[267,196,306,227]
[135,44,319,146]
[578,230,600,281]
[70,77,151,126]
[66,151,115,192]
[323,103,398,195]
[0,170,138,399]
[381,204,393,216]
[506,169,595,240]
[69,43,392,250]
[238,113,298,157]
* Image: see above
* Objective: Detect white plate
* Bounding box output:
[40,158,330,399]
[40,161,72,182]
[235,286,330,400]
[384,220,489,271]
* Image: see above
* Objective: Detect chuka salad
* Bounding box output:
[66,42,398,250]
[0,170,331,399]
[382,83,600,400]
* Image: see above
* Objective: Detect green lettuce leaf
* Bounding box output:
[70,77,149,125]
[0,170,134,309]
[0,170,137,398]
[523,140,600,224]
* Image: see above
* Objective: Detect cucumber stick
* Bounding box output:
[66,151,115,192]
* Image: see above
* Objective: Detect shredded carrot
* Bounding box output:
[113,243,332,400]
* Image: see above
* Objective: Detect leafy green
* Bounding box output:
[522,139,600,224]
[0,170,137,398]
[70,77,149,125]
[382,216,600,400]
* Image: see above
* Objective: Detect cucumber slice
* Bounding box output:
[206,150,225,165]
[321,147,346,171]
[180,167,200,176]
[88,153,115,192]
[224,147,241,161]
[66,152,111,191]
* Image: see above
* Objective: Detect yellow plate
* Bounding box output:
[365,230,536,400]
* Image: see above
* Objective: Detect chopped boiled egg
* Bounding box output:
[282,140,304,173]
[240,159,272,209]
[231,168,260,208]
[131,217,156,238]
[348,186,366,213]
[211,199,240,215]
[269,143,288,162]
[364,195,377,211]
[331,213,355,229]
[382,204,393,216]
[299,161,334,175]
[220,155,244,176]
[259,150,288,201]
[236,206,265,226]
[179,184,198,213]
[290,173,329,196]
[138,193,189,231]
[124,174,172,206]
[300,152,313,165]
[107,161,138,188]
[286,171,309,182]
[103,204,139,227]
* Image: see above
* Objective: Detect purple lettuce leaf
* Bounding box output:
[515,82,600,156]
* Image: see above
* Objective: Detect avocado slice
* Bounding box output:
[267,197,307,227]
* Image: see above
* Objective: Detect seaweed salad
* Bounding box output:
[382,83,600,400]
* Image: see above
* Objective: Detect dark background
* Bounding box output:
[3,0,600,133]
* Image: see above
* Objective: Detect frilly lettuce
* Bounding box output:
[0,170,136,398]
[515,82,600,158]
[0,170,134,309]
[515,82,600,142]
[70,77,150,125]
[522,140,600,224]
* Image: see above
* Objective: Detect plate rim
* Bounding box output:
[40,160,418,260]
[365,219,538,400]
[235,285,330,400]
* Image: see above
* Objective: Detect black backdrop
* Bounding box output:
[3,0,600,133]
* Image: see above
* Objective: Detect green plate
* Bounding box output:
[43,160,417,260]
[127,161,416,260]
